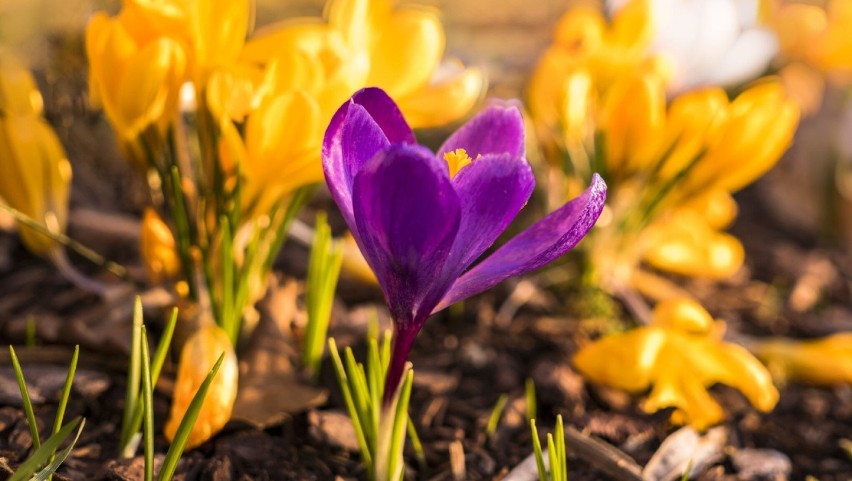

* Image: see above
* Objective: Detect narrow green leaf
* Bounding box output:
[303,212,343,380]
[386,368,413,481]
[554,415,566,481]
[219,215,236,344]
[406,419,426,471]
[328,339,372,469]
[486,394,508,437]
[120,297,144,452]
[158,353,225,481]
[530,419,547,481]
[48,345,78,480]
[140,326,155,481]
[525,378,537,422]
[9,346,40,450]
[25,315,36,347]
[8,417,82,481]
[547,434,558,481]
[31,419,86,481]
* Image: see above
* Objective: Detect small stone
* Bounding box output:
[732,448,792,481]
[308,410,359,452]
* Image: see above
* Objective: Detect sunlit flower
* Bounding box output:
[768,0,852,114]
[164,324,238,449]
[0,56,72,258]
[756,333,852,386]
[242,0,484,129]
[573,298,779,430]
[323,88,606,395]
[85,5,187,139]
[529,3,799,293]
[607,0,778,93]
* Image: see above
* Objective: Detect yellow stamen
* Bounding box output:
[443,148,473,177]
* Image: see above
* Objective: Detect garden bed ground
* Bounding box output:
[0,186,851,480]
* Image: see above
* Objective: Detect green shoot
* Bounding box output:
[25,314,36,347]
[530,415,567,481]
[140,326,155,481]
[158,353,226,481]
[48,345,78,481]
[407,419,426,470]
[486,394,508,437]
[525,378,537,422]
[121,303,178,458]
[328,334,414,481]
[303,212,343,380]
[120,297,144,454]
[9,417,84,481]
[9,346,40,450]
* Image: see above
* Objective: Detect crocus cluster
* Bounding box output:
[85,0,483,446]
[528,0,800,295]
[323,88,606,394]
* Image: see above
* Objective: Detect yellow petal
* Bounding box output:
[643,212,744,279]
[651,298,714,335]
[574,301,778,430]
[756,334,852,386]
[116,37,186,137]
[396,63,484,128]
[599,72,666,175]
[140,208,180,284]
[164,324,239,449]
[0,55,43,116]
[192,0,251,69]
[340,232,378,285]
[0,115,71,257]
[366,7,444,98]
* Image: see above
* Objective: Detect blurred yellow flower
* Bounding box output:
[242,0,484,129]
[0,56,72,258]
[768,0,852,114]
[529,3,799,291]
[756,333,852,386]
[165,324,239,449]
[139,208,180,284]
[573,298,779,430]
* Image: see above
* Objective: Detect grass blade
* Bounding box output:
[31,419,86,481]
[525,378,536,423]
[328,338,372,470]
[407,419,426,471]
[8,417,82,481]
[157,353,225,481]
[141,326,155,481]
[120,297,144,452]
[48,345,78,480]
[486,394,508,437]
[9,346,40,450]
[530,419,547,481]
[386,368,413,481]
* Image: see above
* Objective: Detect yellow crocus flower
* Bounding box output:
[242,0,484,129]
[165,324,239,449]
[0,57,72,258]
[573,298,779,430]
[85,8,187,139]
[756,333,852,386]
[139,207,181,284]
[529,2,800,288]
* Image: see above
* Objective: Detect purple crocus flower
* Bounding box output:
[323,88,606,399]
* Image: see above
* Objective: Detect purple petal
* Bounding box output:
[352,144,461,325]
[444,153,535,274]
[435,174,607,312]
[437,104,525,160]
[322,88,416,233]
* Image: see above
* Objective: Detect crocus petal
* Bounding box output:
[445,153,535,272]
[352,144,460,323]
[322,88,415,232]
[436,174,606,311]
[437,104,525,160]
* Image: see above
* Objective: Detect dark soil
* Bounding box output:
[1,189,851,481]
